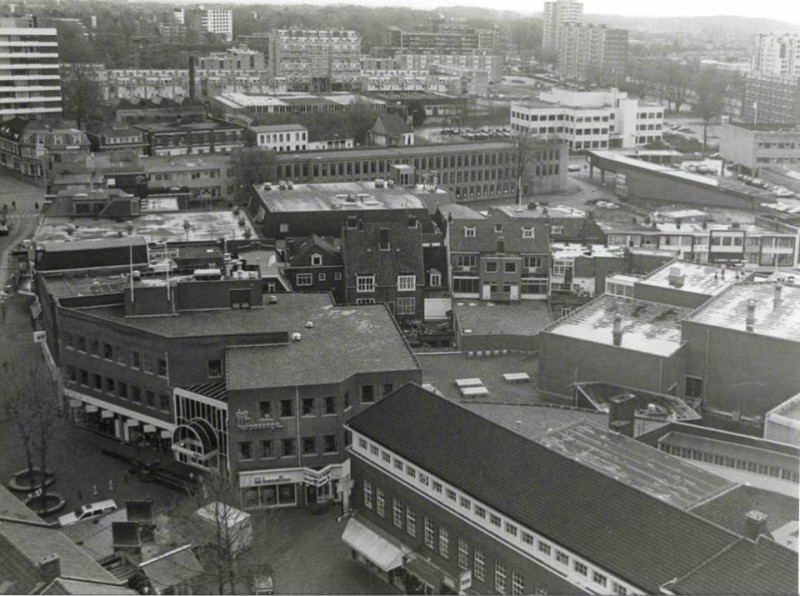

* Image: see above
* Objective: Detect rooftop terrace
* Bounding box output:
[544,295,691,356]
[685,282,800,342]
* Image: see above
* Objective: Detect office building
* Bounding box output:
[741,74,800,125]
[268,30,362,92]
[719,121,800,175]
[542,0,583,51]
[511,88,663,150]
[0,19,62,121]
[196,46,266,72]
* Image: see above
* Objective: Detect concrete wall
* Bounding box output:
[458,332,538,353]
[632,283,710,309]
[538,332,686,397]
[682,321,800,419]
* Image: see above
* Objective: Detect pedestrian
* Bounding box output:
[34,202,38,210]
[11,201,15,210]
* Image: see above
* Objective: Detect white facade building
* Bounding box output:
[510,88,663,150]
[542,0,583,51]
[0,23,62,120]
[751,33,800,77]
[249,123,308,152]
[199,8,233,43]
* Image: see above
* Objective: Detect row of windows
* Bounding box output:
[355,436,632,595]
[511,111,611,123]
[238,434,339,460]
[351,274,417,293]
[361,477,627,595]
[659,442,800,482]
[254,385,392,422]
[63,333,169,377]
[455,255,545,269]
[65,366,170,413]
[295,271,342,286]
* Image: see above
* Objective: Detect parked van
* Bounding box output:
[58,499,118,527]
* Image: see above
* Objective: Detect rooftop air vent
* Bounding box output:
[291,332,302,341]
[305,321,314,329]
[267,295,278,304]
[374,178,385,188]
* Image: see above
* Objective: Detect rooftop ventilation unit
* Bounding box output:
[374,178,385,188]
[305,321,314,328]
[291,332,302,341]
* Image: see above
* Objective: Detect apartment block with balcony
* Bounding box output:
[0,22,62,121]
[542,0,583,50]
[557,23,628,83]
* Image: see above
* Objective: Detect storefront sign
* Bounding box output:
[235,409,283,431]
[303,468,331,487]
[254,475,293,485]
[459,570,472,591]
[442,575,455,590]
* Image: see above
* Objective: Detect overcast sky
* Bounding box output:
[222,0,799,23]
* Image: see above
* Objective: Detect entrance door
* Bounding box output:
[482,284,491,300]
[305,485,317,505]
[510,284,519,301]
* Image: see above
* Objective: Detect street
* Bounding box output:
[0,172,44,291]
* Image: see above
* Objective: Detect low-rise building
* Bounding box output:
[135,121,245,157]
[284,235,344,303]
[86,122,148,156]
[196,45,265,72]
[719,121,800,175]
[0,118,90,179]
[765,392,800,446]
[367,113,414,147]
[248,123,308,151]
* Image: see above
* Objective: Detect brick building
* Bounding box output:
[36,270,420,509]
[342,219,425,320]
[135,121,245,157]
[442,204,551,302]
[344,384,797,595]
[284,235,344,303]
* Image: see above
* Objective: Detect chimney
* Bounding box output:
[774,282,782,308]
[608,394,637,437]
[668,266,684,288]
[612,314,623,346]
[746,299,756,332]
[744,510,769,541]
[38,554,60,584]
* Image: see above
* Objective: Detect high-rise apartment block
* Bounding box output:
[0,18,62,121]
[557,23,628,83]
[751,33,800,78]
[268,30,362,92]
[182,6,233,42]
[542,0,583,51]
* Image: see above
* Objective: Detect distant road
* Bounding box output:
[0,172,43,291]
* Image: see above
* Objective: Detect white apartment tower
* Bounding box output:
[542,0,583,51]
[0,19,62,120]
[751,33,800,77]
[202,9,233,43]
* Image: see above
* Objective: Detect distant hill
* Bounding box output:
[583,14,800,35]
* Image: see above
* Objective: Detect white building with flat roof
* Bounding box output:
[510,88,662,150]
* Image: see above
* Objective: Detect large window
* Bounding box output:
[474,548,485,582]
[296,273,313,287]
[463,226,476,238]
[512,572,525,596]
[424,518,435,549]
[458,539,469,570]
[393,498,403,528]
[363,480,373,509]
[208,359,222,378]
[453,278,480,294]
[396,297,416,315]
[455,255,477,270]
[361,385,375,403]
[438,527,449,559]
[397,275,416,291]
[495,561,506,594]
[302,437,316,455]
[406,507,416,538]
[356,275,375,293]
[376,487,385,517]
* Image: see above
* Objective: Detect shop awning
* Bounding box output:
[341,517,408,573]
[126,418,140,427]
[160,430,172,439]
[85,404,99,413]
[69,399,82,408]
[405,554,441,588]
[143,424,156,433]
[101,410,115,419]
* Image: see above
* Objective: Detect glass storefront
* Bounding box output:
[241,483,298,508]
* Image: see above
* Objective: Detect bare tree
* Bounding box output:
[692,66,731,152]
[164,470,289,594]
[231,147,275,205]
[0,343,62,512]
[62,64,105,130]
[512,130,547,206]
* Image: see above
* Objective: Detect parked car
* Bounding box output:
[0,219,9,235]
[774,187,797,198]
[58,499,118,527]
[251,568,275,595]
[567,164,582,172]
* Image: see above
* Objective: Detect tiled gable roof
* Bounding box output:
[371,112,411,137]
[348,384,742,593]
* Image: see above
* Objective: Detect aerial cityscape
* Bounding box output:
[0,0,797,594]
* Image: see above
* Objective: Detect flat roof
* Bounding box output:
[248,123,307,132]
[226,304,420,388]
[685,282,800,342]
[535,420,734,510]
[552,242,627,259]
[544,295,691,356]
[590,150,721,188]
[254,181,429,213]
[271,140,519,163]
[36,211,257,244]
[418,352,542,406]
[637,261,741,296]
[453,300,552,339]
[574,382,701,422]
[77,292,331,339]
[767,392,800,422]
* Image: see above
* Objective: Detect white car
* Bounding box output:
[775,188,796,198]
[567,164,582,172]
[58,499,118,527]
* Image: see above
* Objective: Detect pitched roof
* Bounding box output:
[669,536,798,595]
[348,384,742,593]
[0,521,125,589]
[139,546,203,593]
[42,578,138,594]
[371,112,411,137]
[288,234,341,267]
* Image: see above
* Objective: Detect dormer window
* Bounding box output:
[522,227,534,239]
[311,253,322,266]
[464,226,476,238]
[495,224,503,234]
